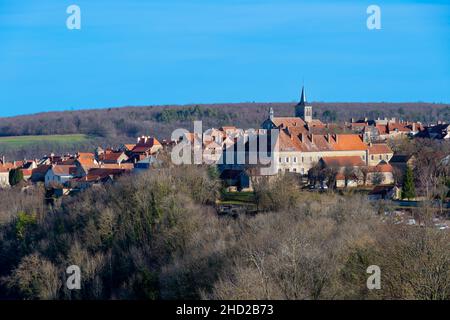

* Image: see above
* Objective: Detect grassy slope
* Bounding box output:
[0,134,89,148]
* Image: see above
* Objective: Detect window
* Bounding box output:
[302,157,304,163]
[293,168,297,172]
[371,155,374,160]
[279,157,282,163]
[379,155,382,160]
[362,155,365,160]
[293,157,297,163]
[286,157,290,163]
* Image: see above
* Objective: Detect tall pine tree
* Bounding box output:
[401,166,416,200]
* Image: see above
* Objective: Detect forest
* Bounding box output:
[0,162,448,300]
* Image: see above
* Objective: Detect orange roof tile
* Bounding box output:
[52,165,77,176]
[331,134,367,151]
[271,117,306,128]
[369,163,393,173]
[368,144,392,155]
[322,156,366,167]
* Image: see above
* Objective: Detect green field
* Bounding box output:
[0,134,90,148]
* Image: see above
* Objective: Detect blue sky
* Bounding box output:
[0,0,449,117]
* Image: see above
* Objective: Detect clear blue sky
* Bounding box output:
[0,0,449,117]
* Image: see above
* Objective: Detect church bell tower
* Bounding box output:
[295,86,312,123]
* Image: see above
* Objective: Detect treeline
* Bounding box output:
[0,165,448,300]
[1,103,449,140]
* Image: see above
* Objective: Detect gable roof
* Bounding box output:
[331,134,367,151]
[271,117,306,128]
[368,143,392,155]
[322,156,366,167]
[51,165,77,176]
[101,152,127,162]
[369,162,393,173]
[32,165,52,176]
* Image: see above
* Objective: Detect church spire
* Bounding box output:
[295,85,312,123]
[299,86,306,105]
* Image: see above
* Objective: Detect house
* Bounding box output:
[0,166,10,188]
[368,143,393,166]
[71,173,114,191]
[45,165,77,187]
[0,161,21,188]
[133,156,160,171]
[74,152,99,177]
[98,150,128,164]
[368,185,401,200]
[367,162,395,185]
[321,156,366,187]
[220,169,251,191]
[389,154,416,174]
[31,165,52,183]
[128,136,163,162]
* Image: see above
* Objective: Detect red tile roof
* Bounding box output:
[369,163,393,173]
[322,156,366,167]
[52,165,77,176]
[101,152,127,162]
[331,134,367,151]
[271,117,306,128]
[368,143,392,155]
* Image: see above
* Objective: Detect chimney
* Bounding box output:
[351,118,355,123]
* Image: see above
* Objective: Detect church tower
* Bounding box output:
[295,86,313,123]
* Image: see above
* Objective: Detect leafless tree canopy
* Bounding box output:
[0,165,448,300]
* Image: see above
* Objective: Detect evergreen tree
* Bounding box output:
[401,166,416,200]
[9,168,24,186]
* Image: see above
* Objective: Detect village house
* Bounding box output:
[31,164,52,183]
[389,154,416,174]
[98,150,129,164]
[368,185,401,200]
[126,136,163,162]
[0,166,10,188]
[367,143,394,166]
[134,156,161,172]
[45,165,77,187]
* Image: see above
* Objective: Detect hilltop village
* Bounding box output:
[0,87,449,203]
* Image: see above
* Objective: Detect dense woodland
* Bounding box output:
[1,102,449,160]
[0,158,449,300]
